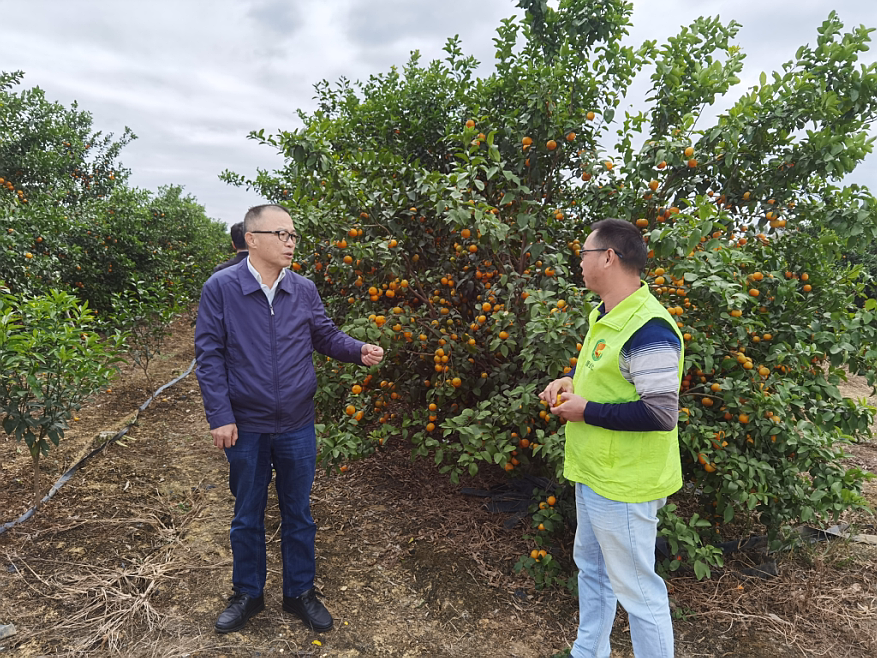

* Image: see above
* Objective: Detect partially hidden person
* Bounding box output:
[212,221,248,273]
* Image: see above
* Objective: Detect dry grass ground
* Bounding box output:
[0,319,875,657]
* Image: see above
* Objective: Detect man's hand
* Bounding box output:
[551,391,587,423]
[211,423,238,449]
[539,376,574,406]
[361,343,384,366]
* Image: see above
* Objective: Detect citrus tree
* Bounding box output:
[0,71,228,317]
[224,0,877,580]
[1,71,230,515]
[0,289,123,506]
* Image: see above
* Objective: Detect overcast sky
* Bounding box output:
[3,0,876,226]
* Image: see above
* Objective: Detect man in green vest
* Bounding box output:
[541,218,683,658]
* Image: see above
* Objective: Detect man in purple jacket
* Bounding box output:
[195,204,384,635]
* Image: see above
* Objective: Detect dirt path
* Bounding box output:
[1,319,875,657]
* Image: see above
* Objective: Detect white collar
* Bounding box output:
[246,256,287,290]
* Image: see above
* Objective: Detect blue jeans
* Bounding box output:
[225,425,317,599]
[571,483,674,658]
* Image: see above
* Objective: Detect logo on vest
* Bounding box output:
[592,340,608,361]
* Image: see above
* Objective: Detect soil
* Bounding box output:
[1,319,875,657]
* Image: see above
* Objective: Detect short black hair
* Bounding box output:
[243,204,290,234]
[589,218,648,274]
[229,222,246,250]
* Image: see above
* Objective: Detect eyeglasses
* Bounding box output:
[250,230,299,245]
[580,248,624,259]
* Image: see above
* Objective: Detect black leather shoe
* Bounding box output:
[214,591,265,634]
[283,587,333,632]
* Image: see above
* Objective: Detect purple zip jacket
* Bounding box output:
[195,260,365,433]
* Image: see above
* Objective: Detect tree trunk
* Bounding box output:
[32,451,41,509]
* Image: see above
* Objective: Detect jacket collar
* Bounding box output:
[236,261,297,296]
[590,282,651,331]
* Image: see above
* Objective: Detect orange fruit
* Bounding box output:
[684,146,694,158]
[522,136,533,146]
[547,495,557,506]
[345,405,356,416]
[586,111,596,121]
[546,140,557,151]
[352,385,362,394]
[465,119,475,128]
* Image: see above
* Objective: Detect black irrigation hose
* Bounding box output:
[0,358,197,535]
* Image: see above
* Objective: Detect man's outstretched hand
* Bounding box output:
[361,343,384,366]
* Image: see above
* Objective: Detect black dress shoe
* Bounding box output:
[214,591,265,634]
[283,587,333,632]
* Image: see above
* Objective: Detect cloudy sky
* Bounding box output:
[3,0,876,225]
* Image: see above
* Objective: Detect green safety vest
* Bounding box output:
[563,284,684,503]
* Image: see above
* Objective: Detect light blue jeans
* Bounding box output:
[570,482,674,658]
